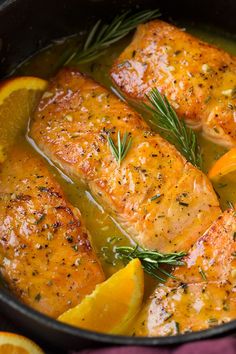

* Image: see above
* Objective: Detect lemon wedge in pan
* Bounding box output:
[208,147,236,181]
[0,76,47,162]
[58,258,144,335]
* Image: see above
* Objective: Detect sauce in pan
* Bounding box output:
[1,21,236,329]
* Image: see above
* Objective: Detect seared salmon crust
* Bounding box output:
[0,145,104,318]
[111,20,236,147]
[134,209,236,336]
[30,68,220,253]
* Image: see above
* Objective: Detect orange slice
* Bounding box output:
[208,147,236,181]
[0,76,48,162]
[0,332,44,353]
[58,258,144,335]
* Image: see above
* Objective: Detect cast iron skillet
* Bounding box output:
[0,0,236,350]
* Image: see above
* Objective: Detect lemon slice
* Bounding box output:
[58,258,144,335]
[0,76,48,162]
[0,332,44,354]
[208,147,236,181]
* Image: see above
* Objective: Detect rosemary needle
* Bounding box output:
[108,131,132,166]
[144,88,202,169]
[115,244,186,282]
[64,9,161,65]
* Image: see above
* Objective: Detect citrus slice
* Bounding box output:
[0,332,44,354]
[208,147,236,181]
[58,258,144,335]
[0,76,47,162]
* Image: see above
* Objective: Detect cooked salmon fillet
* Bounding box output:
[30,68,220,253]
[0,144,104,318]
[134,209,236,336]
[111,20,236,147]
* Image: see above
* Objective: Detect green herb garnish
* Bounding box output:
[107,236,123,244]
[204,96,211,104]
[178,201,189,207]
[35,213,46,225]
[108,131,132,166]
[227,200,235,209]
[174,321,180,334]
[198,267,207,281]
[35,293,41,302]
[218,183,227,188]
[115,244,186,282]
[150,193,162,201]
[72,244,78,252]
[64,9,161,65]
[208,318,218,324]
[223,301,229,311]
[144,88,202,168]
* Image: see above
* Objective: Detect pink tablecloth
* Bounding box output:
[74,337,236,354]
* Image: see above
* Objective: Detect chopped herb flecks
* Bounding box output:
[208,318,218,324]
[150,193,162,201]
[35,213,46,224]
[174,321,180,333]
[35,293,41,302]
[178,201,189,207]
[199,267,207,281]
[227,201,234,209]
[233,232,236,241]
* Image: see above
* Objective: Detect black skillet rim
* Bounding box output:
[0,0,236,347]
[1,287,236,345]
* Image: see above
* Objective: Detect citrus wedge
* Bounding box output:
[0,332,44,354]
[208,147,236,181]
[0,76,47,162]
[58,258,144,335]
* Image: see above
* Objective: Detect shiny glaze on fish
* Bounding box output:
[111,20,236,147]
[30,68,220,253]
[134,209,236,336]
[0,144,104,318]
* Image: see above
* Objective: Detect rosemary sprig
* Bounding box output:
[115,244,186,282]
[108,131,132,166]
[64,9,161,65]
[144,88,202,168]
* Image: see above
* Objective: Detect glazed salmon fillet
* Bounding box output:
[111,20,236,147]
[30,68,220,253]
[0,144,104,318]
[134,209,236,336]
